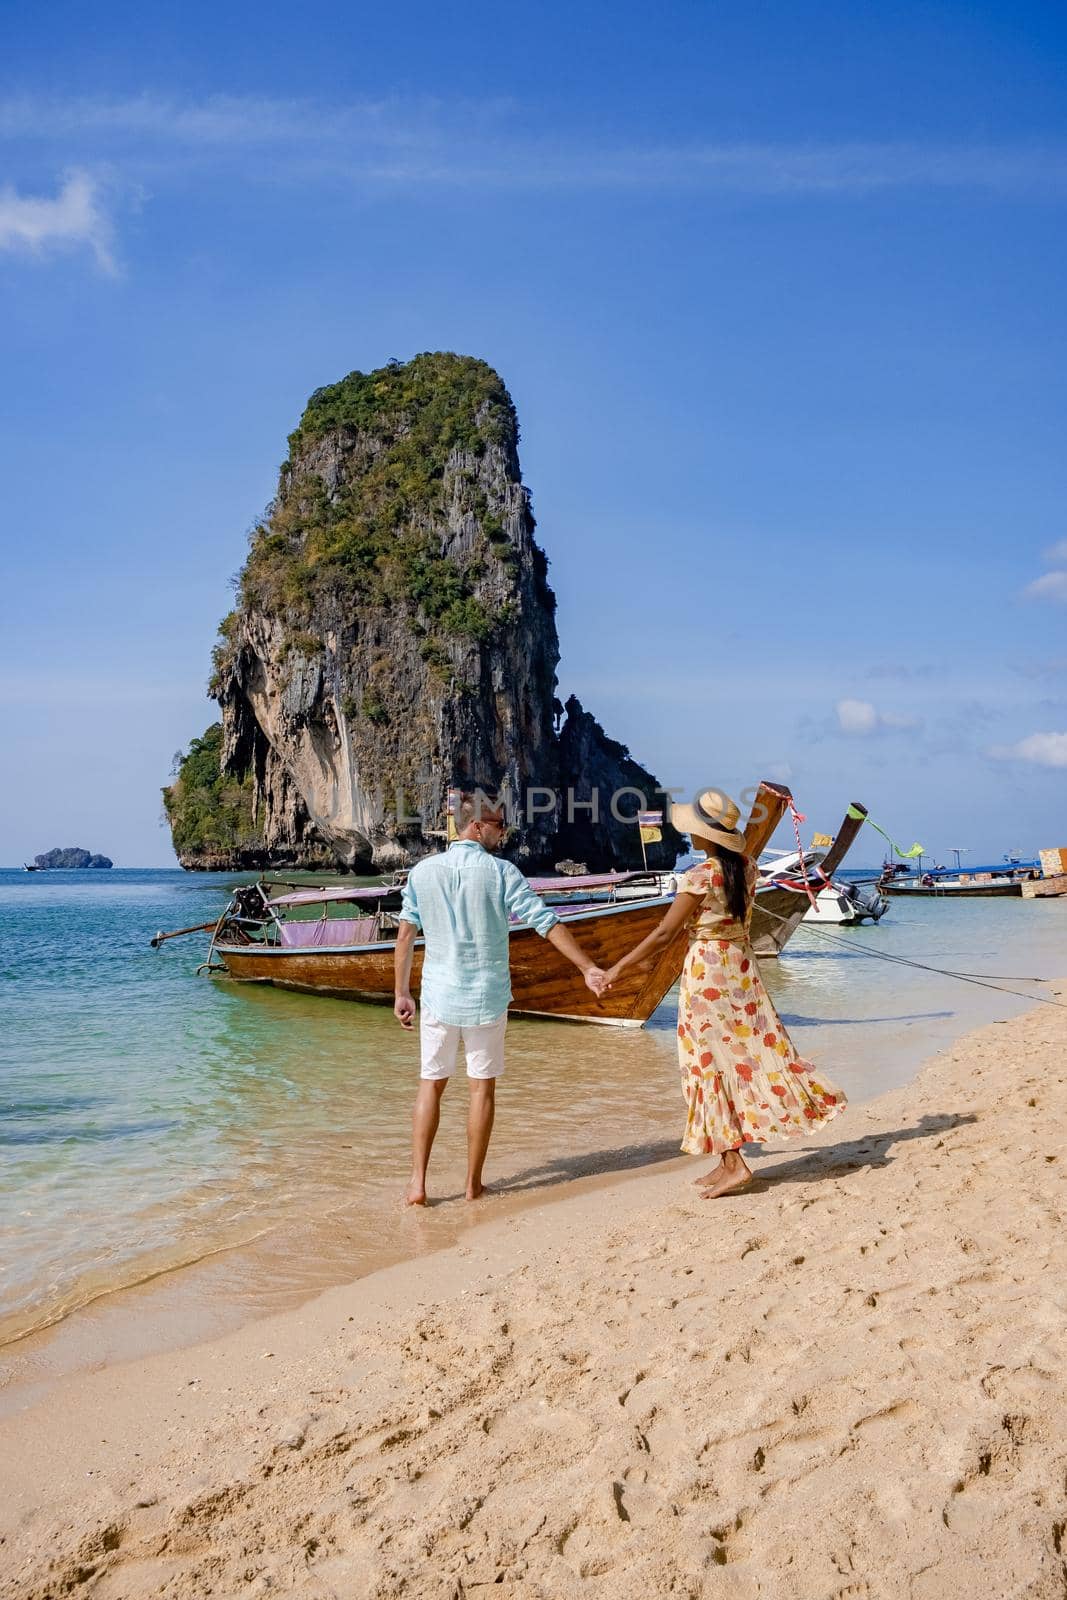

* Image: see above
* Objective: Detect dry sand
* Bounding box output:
[2,987,1066,1599]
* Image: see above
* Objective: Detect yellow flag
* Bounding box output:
[639,810,662,845]
[810,832,833,849]
[446,787,461,841]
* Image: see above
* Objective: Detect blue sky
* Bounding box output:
[1,0,1064,865]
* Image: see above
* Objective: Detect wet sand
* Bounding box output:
[2,983,1065,1598]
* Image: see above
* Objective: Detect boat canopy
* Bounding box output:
[528,870,647,893]
[267,869,650,910]
[268,884,399,907]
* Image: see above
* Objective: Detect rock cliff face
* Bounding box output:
[167,354,683,873]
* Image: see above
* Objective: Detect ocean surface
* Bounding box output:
[2,866,1064,1359]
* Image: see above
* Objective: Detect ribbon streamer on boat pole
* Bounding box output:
[786,798,820,907]
[846,804,924,860]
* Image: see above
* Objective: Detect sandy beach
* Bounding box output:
[2,986,1065,1599]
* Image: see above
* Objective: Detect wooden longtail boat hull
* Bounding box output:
[215,897,682,1026]
[212,781,796,1026]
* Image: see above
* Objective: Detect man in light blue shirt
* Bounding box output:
[394,794,606,1206]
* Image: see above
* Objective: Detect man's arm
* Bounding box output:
[500,865,606,995]
[394,873,421,1028]
[394,920,418,1028]
[546,921,607,994]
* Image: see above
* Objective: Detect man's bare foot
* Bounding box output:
[694,1159,725,1187]
[404,1180,428,1207]
[699,1161,753,1200]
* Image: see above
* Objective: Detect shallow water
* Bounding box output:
[1,868,1064,1351]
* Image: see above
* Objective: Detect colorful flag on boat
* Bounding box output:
[846,804,924,859]
[638,810,663,844]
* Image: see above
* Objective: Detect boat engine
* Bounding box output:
[846,882,888,922]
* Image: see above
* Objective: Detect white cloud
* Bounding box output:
[1043,539,1067,564]
[836,697,918,735]
[0,170,115,272]
[837,698,880,734]
[1024,570,1067,603]
[989,731,1067,768]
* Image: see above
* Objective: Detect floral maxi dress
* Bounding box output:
[674,859,847,1156]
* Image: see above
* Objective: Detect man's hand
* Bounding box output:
[394,993,416,1029]
[584,966,607,997]
[600,964,621,991]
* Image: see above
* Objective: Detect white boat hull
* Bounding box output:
[803,887,859,924]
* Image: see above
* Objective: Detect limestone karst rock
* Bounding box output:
[32,848,113,869]
[165,354,684,872]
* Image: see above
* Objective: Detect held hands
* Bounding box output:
[584,966,608,997]
[394,993,416,1030]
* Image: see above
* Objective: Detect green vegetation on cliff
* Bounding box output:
[238,353,528,651]
[290,351,512,456]
[163,724,261,857]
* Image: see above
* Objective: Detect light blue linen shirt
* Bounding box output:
[399,840,559,1025]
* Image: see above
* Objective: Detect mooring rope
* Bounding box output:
[754,896,1067,1010]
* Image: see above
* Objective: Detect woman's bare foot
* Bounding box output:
[694,1159,725,1187]
[699,1155,753,1199]
[404,1179,428,1207]
[465,1180,490,1201]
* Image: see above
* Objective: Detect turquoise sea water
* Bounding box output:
[1,867,1064,1352]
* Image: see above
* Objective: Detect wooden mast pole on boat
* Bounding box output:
[627,780,793,1020]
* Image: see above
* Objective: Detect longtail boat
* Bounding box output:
[748,802,870,958]
[880,861,1036,897]
[175,782,794,1027]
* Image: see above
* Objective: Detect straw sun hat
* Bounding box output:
[670,788,747,854]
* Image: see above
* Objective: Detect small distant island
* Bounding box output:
[28,848,114,870]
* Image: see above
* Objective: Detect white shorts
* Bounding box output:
[419,1011,508,1081]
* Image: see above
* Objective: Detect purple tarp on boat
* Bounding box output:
[278,917,379,947]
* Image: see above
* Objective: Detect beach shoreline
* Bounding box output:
[3,984,1066,1598]
[7,896,1065,1403]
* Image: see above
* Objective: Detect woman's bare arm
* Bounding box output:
[603,891,701,988]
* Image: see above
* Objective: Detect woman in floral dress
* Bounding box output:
[602,789,847,1198]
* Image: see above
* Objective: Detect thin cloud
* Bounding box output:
[1012,656,1067,679]
[1023,571,1067,603]
[0,170,115,272]
[0,92,430,148]
[1043,539,1067,563]
[865,661,944,681]
[3,94,1067,195]
[0,672,189,707]
[988,731,1067,768]
[836,697,918,735]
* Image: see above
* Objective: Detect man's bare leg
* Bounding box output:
[407,1078,448,1206]
[466,1078,496,1200]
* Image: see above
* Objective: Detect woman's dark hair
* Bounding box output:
[708,842,750,923]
